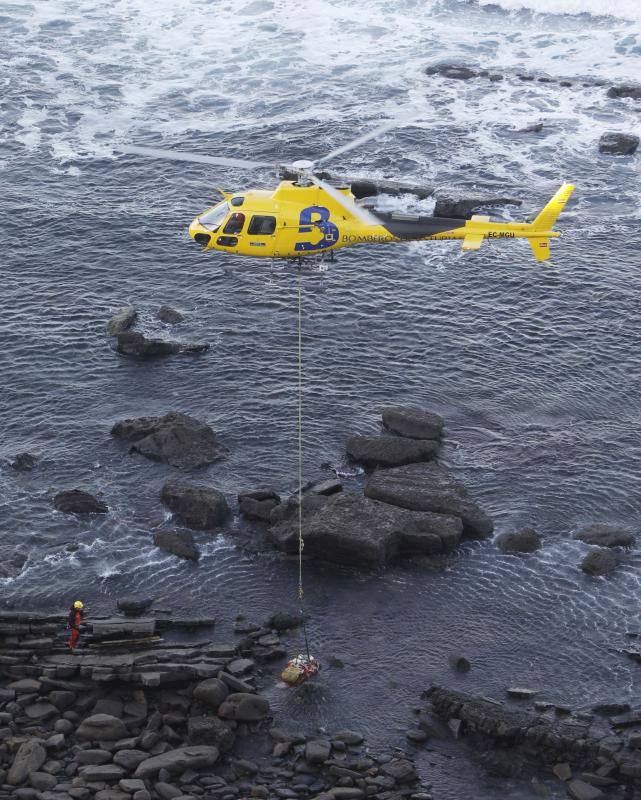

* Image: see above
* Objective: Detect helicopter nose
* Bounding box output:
[189,218,211,248]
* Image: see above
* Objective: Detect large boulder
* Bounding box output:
[268,492,462,567]
[107,306,137,336]
[346,435,438,469]
[365,462,493,539]
[382,407,444,440]
[111,411,227,469]
[607,84,641,100]
[134,746,219,778]
[53,490,108,514]
[495,528,542,554]
[8,740,47,785]
[573,524,634,548]
[11,452,38,471]
[153,531,200,561]
[157,306,184,324]
[193,678,229,710]
[187,716,235,751]
[581,548,620,577]
[116,331,208,357]
[77,714,128,741]
[599,132,639,155]
[218,693,270,722]
[160,482,230,530]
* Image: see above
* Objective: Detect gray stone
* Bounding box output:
[346,435,438,469]
[507,687,538,699]
[553,763,572,780]
[134,746,219,778]
[607,84,641,99]
[77,714,129,741]
[193,678,229,709]
[120,779,147,793]
[76,749,113,765]
[239,496,279,522]
[581,548,620,576]
[160,482,230,530]
[380,759,418,783]
[9,678,42,693]
[8,740,47,785]
[306,739,331,764]
[107,307,137,336]
[382,407,444,440]
[11,452,38,471]
[187,716,235,751]
[80,764,126,782]
[133,792,151,800]
[49,691,77,710]
[567,780,604,800]
[155,783,183,800]
[332,731,364,745]
[116,331,208,358]
[425,62,478,80]
[227,658,254,676]
[153,531,200,561]
[496,528,542,554]
[113,749,149,770]
[117,597,154,615]
[54,489,108,514]
[29,772,58,791]
[218,693,270,722]
[598,132,639,155]
[573,524,635,548]
[158,306,184,324]
[46,733,66,749]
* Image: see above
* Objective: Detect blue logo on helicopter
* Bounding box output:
[295,205,339,252]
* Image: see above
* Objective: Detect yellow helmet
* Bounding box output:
[73,600,84,610]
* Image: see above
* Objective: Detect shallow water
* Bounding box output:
[2,0,641,796]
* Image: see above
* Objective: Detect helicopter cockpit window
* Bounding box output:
[248,215,276,235]
[199,202,229,231]
[222,212,245,235]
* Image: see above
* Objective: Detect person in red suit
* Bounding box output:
[67,601,84,650]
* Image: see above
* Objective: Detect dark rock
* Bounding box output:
[29,772,57,791]
[218,693,270,722]
[607,84,641,100]
[76,750,113,766]
[80,764,126,782]
[111,411,227,469]
[117,597,154,615]
[53,490,108,514]
[332,731,363,745]
[8,740,47,785]
[116,331,208,357]
[305,478,343,496]
[161,482,230,530]
[239,496,279,522]
[425,63,478,80]
[573,524,634,548]
[24,700,57,720]
[187,717,235,751]
[364,462,493,539]
[76,714,129,741]
[580,548,620,576]
[11,452,38,471]
[448,654,471,673]
[598,132,639,155]
[496,528,542,554]
[107,307,137,336]
[552,763,572,781]
[346,435,438,469]
[567,780,604,800]
[153,531,200,561]
[381,759,418,783]
[406,728,429,742]
[507,687,538,699]
[48,691,76,710]
[155,783,183,800]
[158,306,185,324]
[134,746,219,778]
[267,612,302,631]
[592,702,630,716]
[305,739,331,764]
[382,407,444,440]
[112,750,149,770]
[434,196,522,220]
[238,488,280,504]
[515,122,543,133]
[193,678,229,709]
[268,492,463,567]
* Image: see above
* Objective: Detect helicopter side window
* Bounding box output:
[248,215,276,235]
[199,201,229,232]
[222,212,245,235]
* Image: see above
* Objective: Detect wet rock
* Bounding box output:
[268,612,302,631]
[76,750,113,766]
[158,306,185,324]
[607,84,641,100]
[228,658,254,676]
[382,407,444,440]
[346,435,438,469]
[305,478,343,496]
[25,700,57,720]
[8,739,47,785]
[193,678,229,709]
[406,728,429,742]
[573,524,634,548]
[80,765,126,782]
[49,690,76,710]
[53,490,108,514]
[160,482,230,530]
[365,462,493,539]
[507,687,538,699]
[117,597,154,615]
[306,739,331,764]
[496,528,542,554]
[76,714,129,741]
[218,692,270,722]
[239,496,280,522]
[120,780,147,794]
[116,331,208,357]
[598,133,639,155]
[448,654,471,672]
[111,411,227,469]
[515,122,543,133]
[553,763,572,780]
[11,452,38,471]
[113,750,149,770]
[425,63,478,80]
[155,783,183,800]
[107,307,137,336]
[581,548,620,576]
[187,716,235,751]
[268,492,463,567]
[567,780,604,800]
[333,731,364,746]
[592,702,630,716]
[153,531,200,561]
[434,196,522,219]
[381,759,418,783]
[29,772,57,791]
[134,746,219,778]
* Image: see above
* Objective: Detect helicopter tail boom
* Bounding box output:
[531,182,575,233]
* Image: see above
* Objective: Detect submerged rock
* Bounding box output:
[364,462,493,539]
[425,62,478,80]
[573,524,634,548]
[11,452,38,471]
[598,132,639,155]
[581,548,620,576]
[434,195,522,219]
[111,411,227,469]
[495,528,542,554]
[153,531,200,561]
[606,84,641,100]
[218,692,270,721]
[160,482,230,530]
[116,331,208,357]
[157,306,185,324]
[238,489,281,522]
[53,489,108,514]
[346,435,438,469]
[107,306,137,336]
[268,492,462,567]
[382,406,444,440]
[515,122,543,133]
[117,597,154,615]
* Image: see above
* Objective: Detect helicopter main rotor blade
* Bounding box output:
[117,144,277,170]
[315,117,405,168]
[310,174,381,227]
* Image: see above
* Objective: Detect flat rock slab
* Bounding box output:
[382,406,444,440]
[364,462,493,539]
[346,435,438,469]
[507,687,538,699]
[268,492,462,568]
[80,765,126,782]
[573,524,635,548]
[134,746,219,778]
[111,411,227,469]
[568,779,604,800]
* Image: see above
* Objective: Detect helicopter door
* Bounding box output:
[245,213,278,257]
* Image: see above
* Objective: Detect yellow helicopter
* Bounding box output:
[121,119,574,263]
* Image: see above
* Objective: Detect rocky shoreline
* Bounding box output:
[0,611,430,800]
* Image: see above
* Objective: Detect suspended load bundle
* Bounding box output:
[281,653,321,686]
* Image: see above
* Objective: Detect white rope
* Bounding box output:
[297,267,304,602]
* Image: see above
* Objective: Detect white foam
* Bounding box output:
[479,0,641,22]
